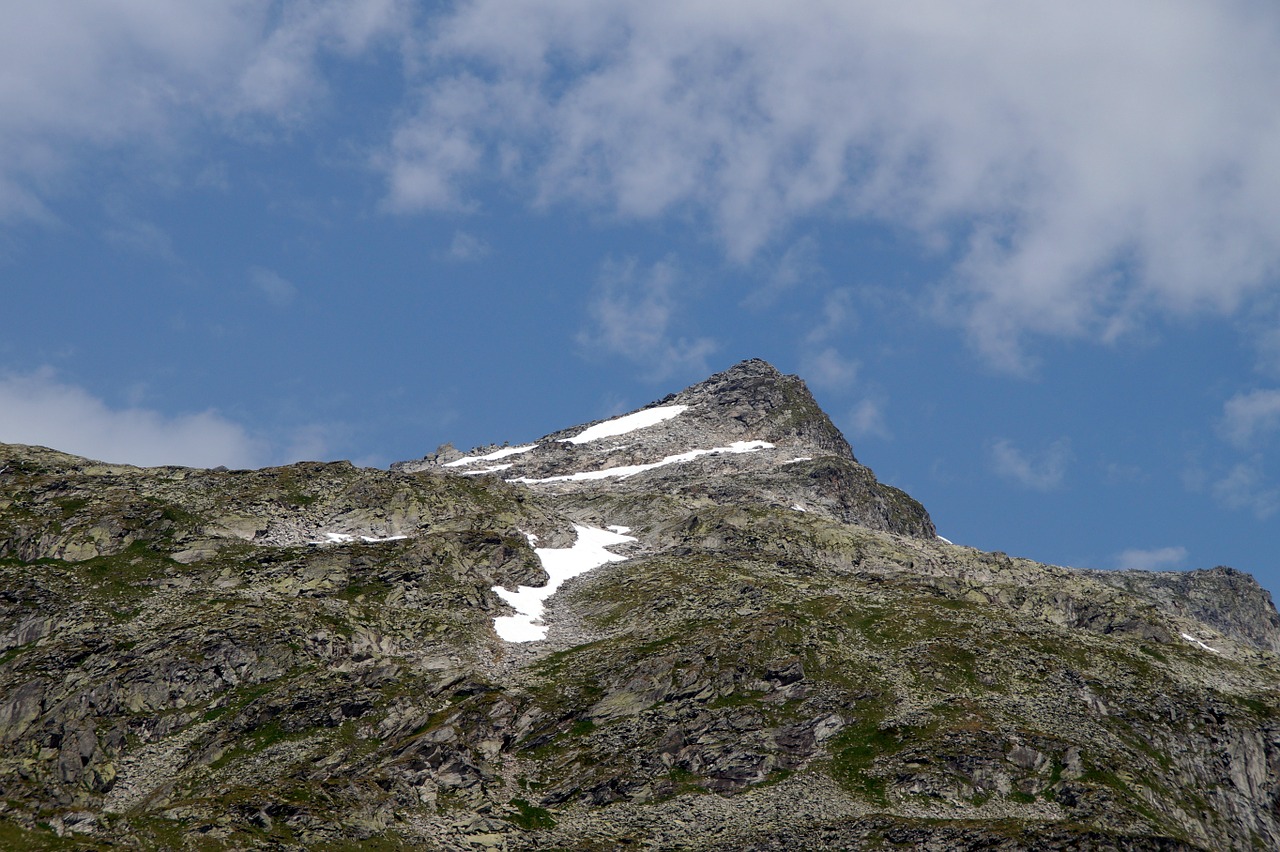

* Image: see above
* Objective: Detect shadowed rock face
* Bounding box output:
[1096,565,1280,654]
[1,360,1279,850]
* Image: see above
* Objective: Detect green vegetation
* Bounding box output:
[505,798,557,830]
[828,706,897,804]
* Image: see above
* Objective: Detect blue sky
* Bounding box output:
[4,1,1280,593]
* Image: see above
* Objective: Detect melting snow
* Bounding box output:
[315,532,409,545]
[492,524,636,642]
[781,456,813,465]
[508,441,775,484]
[444,444,537,467]
[559,405,689,445]
[458,464,514,476]
[936,535,953,544]
[1180,632,1220,653]
[791,504,807,512]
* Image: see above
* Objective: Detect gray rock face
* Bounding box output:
[1095,565,1280,654]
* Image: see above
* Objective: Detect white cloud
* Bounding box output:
[0,0,405,218]
[1212,462,1280,519]
[802,346,859,391]
[743,236,824,309]
[991,437,1072,491]
[577,257,717,379]
[0,367,263,468]
[847,398,889,441]
[1219,389,1280,448]
[445,230,491,262]
[1114,545,1188,572]
[384,0,1280,367]
[103,214,177,262]
[250,266,298,307]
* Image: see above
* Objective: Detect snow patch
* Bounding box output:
[458,463,513,476]
[1180,632,1220,653]
[314,532,409,545]
[508,440,775,484]
[791,504,807,512]
[492,525,636,642]
[936,535,953,545]
[444,444,537,467]
[559,405,688,444]
[781,456,813,465]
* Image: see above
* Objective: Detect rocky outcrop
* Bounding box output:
[1096,565,1280,653]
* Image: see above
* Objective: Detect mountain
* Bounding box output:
[1,359,1278,850]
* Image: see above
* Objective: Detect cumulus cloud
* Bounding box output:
[743,236,825,310]
[577,258,717,379]
[1219,389,1280,448]
[802,347,859,391]
[383,0,1280,367]
[991,437,1072,491]
[1114,545,1188,572]
[444,230,491,262]
[0,368,263,468]
[0,0,405,218]
[1212,463,1280,519]
[847,398,890,441]
[250,266,298,307]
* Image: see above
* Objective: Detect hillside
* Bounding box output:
[1,360,1277,850]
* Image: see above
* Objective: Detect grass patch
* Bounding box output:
[828,703,898,804]
[505,798,556,830]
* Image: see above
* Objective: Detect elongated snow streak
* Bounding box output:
[1180,632,1220,653]
[316,532,409,544]
[781,456,813,464]
[936,535,953,544]
[443,444,537,467]
[559,405,689,445]
[492,525,636,642]
[509,440,775,484]
[458,463,513,476]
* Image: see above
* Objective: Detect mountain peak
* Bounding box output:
[660,358,857,461]
[394,359,932,538]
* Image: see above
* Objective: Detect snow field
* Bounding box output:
[458,464,514,476]
[492,524,637,642]
[444,444,538,467]
[559,405,689,444]
[315,532,409,544]
[1180,632,1220,653]
[508,440,775,484]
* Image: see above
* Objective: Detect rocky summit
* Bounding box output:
[1,360,1278,850]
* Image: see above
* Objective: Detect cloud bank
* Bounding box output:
[0,0,404,219]
[0,369,263,468]
[1114,546,1188,572]
[384,0,1280,367]
[7,2,1280,369]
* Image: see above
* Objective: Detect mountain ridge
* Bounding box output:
[0,358,1277,849]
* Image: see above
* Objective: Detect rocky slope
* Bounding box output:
[0,359,1277,850]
